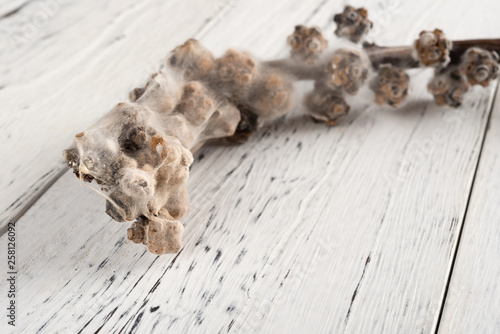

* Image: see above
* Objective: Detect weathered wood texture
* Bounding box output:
[438,87,500,333]
[0,0,230,230]
[1,0,500,333]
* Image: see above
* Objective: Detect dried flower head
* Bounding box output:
[327,49,369,95]
[175,82,215,126]
[428,67,469,107]
[333,5,372,43]
[305,83,350,126]
[287,25,328,64]
[461,47,499,87]
[414,29,452,67]
[214,49,258,98]
[371,64,410,107]
[127,212,184,255]
[167,38,215,80]
[246,72,294,118]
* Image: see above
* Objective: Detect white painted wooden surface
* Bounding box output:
[438,85,500,333]
[1,0,500,333]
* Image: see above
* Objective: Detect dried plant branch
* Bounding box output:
[63,5,500,255]
[365,38,500,70]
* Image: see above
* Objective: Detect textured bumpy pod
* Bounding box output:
[167,38,216,80]
[287,25,328,65]
[333,5,372,43]
[127,211,184,255]
[327,48,370,95]
[213,49,258,99]
[213,49,295,121]
[371,64,410,107]
[461,47,499,87]
[245,71,294,119]
[305,82,350,126]
[63,60,242,254]
[175,82,215,126]
[414,29,452,67]
[428,67,469,107]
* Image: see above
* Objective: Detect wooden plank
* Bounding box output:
[248,88,496,334]
[438,85,500,333]
[0,0,338,332]
[0,0,499,333]
[0,0,230,230]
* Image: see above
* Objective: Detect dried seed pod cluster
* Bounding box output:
[427,48,499,107]
[64,37,299,254]
[64,4,500,255]
[213,49,295,119]
[295,44,367,124]
[371,64,410,107]
[64,97,197,254]
[333,5,372,43]
[414,29,452,67]
[64,42,254,254]
[287,25,328,64]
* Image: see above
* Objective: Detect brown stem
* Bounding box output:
[265,38,500,81]
[363,44,419,70]
[365,38,500,70]
[263,58,325,80]
[450,39,500,64]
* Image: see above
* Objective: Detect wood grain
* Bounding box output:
[0,0,499,333]
[0,0,231,230]
[438,85,500,333]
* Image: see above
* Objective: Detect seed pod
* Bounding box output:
[414,29,452,67]
[167,38,215,80]
[146,218,183,254]
[175,82,215,126]
[428,67,469,107]
[127,213,184,255]
[327,49,369,95]
[371,64,410,107]
[246,72,294,119]
[461,47,499,87]
[214,49,258,99]
[287,25,328,64]
[333,6,372,43]
[305,83,350,126]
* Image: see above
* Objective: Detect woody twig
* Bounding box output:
[63,5,500,255]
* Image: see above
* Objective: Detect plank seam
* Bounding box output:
[0,167,67,236]
[433,80,500,334]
